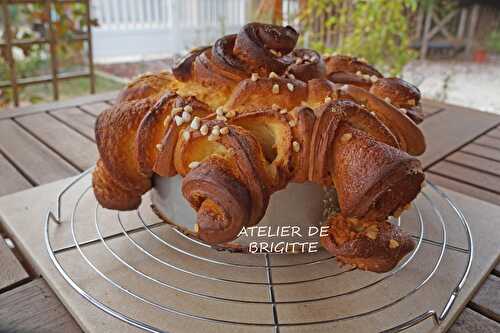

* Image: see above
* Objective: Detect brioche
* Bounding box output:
[93,22,426,272]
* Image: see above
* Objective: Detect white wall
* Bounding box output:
[91,0,249,63]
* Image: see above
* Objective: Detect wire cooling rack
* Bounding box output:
[44,168,473,333]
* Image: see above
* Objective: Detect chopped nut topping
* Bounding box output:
[182,130,191,141]
[225,110,235,118]
[324,96,332,103]
[366,230,378,240]
[384,97,392,104]
[269,71,279,79]
[287,83,295,92]
[200,124,209,136]
[370,75,379,83]
[389,239,400,248]
[356,71,362,76]
[163,115,171,127]
[362,74,370,80]
[292,141,301,152]
[272,103,280,111]
[272,84,280,94]
[216,106,225,116]
[182,111,192,122]
[189,161,200,169]
[216,115,227,121]
[174,115,184,126]
[280,108,288,114]
[190,117,200,130]
[211,125,220,136]
[303,54,310,60]
[183,105,193,113]
[251,73,259,81]
[310,56,318,62]
[288,73,296,79]
[340,133,352,143]
[269,49,282,57]
[220,127,229,135]
[171,107,183,116]
[155,143,163,151]
[288,120,297,127]
[208,134,219,142]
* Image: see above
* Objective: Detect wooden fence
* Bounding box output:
[1,0,95,107]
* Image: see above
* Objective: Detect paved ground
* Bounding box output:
[402,57,500,115]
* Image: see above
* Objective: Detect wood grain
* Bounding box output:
[79,102,111,117]
[0,152,32,196]
[0,120,78,185]
[420,106,500,168]
[425,173,500,206]
[16,113,97,171]
[474,135,500,150]
[446,151,500,177]
[0,278,82,333]
[462,144,500,162]
[421,98,445,117]
[49,107,97,141]
[430,161,500,194]
[449,308,500,333]
[470,275,500,322]
[0,236,29,292]
[0,91,118,120]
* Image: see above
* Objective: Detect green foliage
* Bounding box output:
[0,2,98,107]
[298,0,418,75]
[486,29,500,53]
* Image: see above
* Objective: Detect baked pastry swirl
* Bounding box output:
[93,22,426,272]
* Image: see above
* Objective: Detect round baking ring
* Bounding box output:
[45,167,473,333]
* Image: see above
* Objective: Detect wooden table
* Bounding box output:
[0,92,498,332]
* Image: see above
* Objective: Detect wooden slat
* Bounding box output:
[486,127,500,139]
[0,91,118,120]
[462,144,500,162]
[16,113,97,171]
[430,161,500,194]
[475,135,500,149]
[470,275,500,322]
[426,173,500,206]
[0,152,32,197]
[446,151,500,177]
[0,236,29,292]
[79,101,111,117]
[449,308,500,333]
[0,120,78,185]
[421,98,445,117]
[0,278,82,333]
[420,106,500,168]
[49,107,96,141]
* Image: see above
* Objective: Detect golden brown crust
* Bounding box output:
[320,214,415,272]
[369,77,423,124]
[332,125,424,219]
[182,155,252,244]
[92,159,142,210]
[224,77,307,113]
[92,22,427,272]
[339,84,426,155]
[95,97,153,194]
